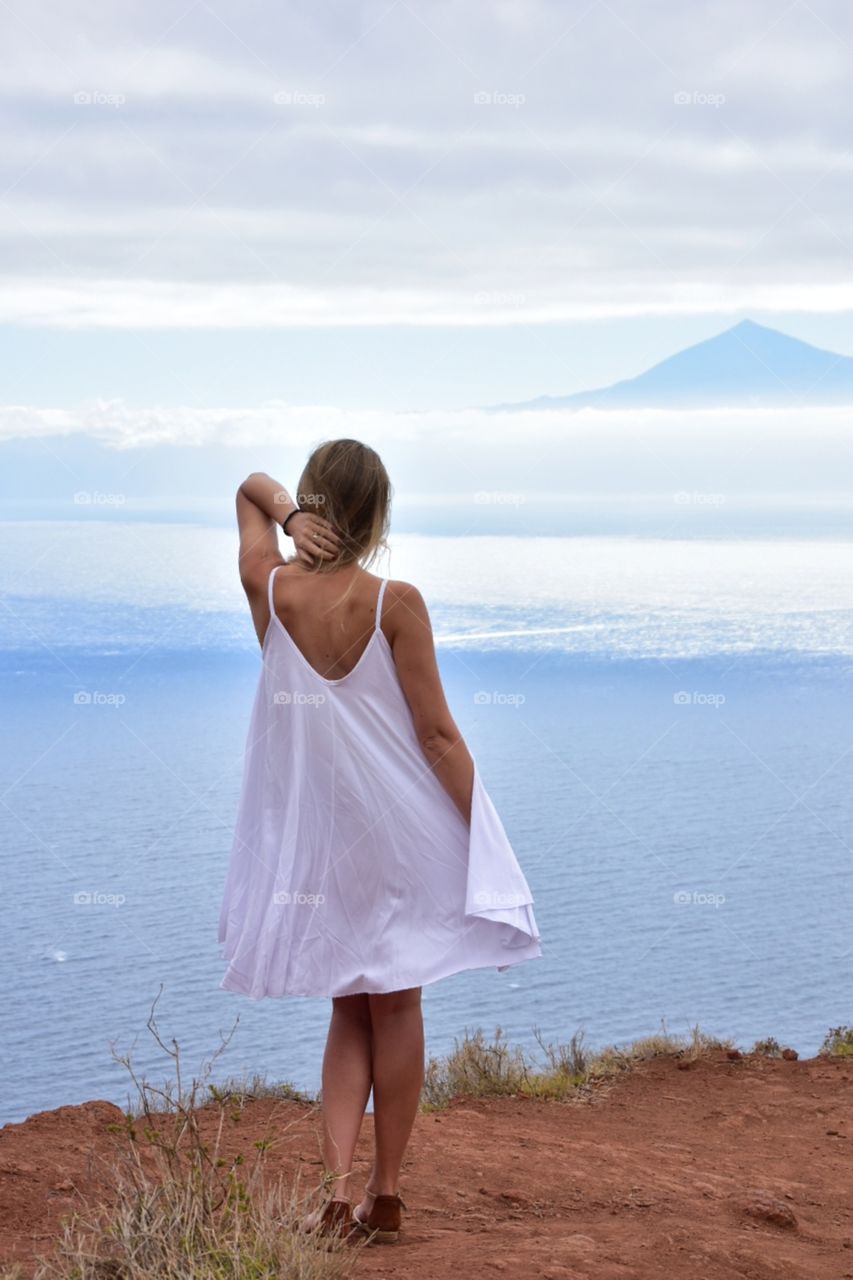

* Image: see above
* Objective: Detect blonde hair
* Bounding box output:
[291,439,392,575]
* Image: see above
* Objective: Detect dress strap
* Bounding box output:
[375,577,388,631]
[267,563,282,616]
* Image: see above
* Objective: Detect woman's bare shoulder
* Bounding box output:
[382,578,427,611]
[380,580,434,646]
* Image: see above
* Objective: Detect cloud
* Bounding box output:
[2,0,853,326]
[3,398,853,500]
[4,276,853,330]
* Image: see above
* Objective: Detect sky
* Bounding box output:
[1,0,853,530]
[3,0,853,428]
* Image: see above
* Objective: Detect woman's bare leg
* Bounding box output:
[316,992,373,1201]
[357,986,424,1210]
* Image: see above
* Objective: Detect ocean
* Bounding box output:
[2,521,852,1125]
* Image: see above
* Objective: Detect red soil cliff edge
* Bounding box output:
[1,1051,852,1280]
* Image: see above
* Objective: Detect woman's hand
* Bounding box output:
[288,511,342,565]
[235,474,342,568]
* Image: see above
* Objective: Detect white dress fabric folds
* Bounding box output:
[218,565,542,999]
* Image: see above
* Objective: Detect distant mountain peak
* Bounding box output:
[491,320,853,411]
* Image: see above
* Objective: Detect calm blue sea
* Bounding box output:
[2,522,853,1125]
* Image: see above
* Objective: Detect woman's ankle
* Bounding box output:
[371,1181,400,1196]
[325,1171,352,1201]
[361,1182,398,1197]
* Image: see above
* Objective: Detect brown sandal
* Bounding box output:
[300,1196,360,1243]
[353,1192,406,1243]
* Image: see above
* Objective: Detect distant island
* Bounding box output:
[489,319,853,410]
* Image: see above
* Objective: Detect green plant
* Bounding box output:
[207,1074,318,1108]
[751,1036,783,1057]
[820,1025,853,1057]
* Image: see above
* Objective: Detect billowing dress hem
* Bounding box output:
[217,760,542,1001]
[218,939,543,1000]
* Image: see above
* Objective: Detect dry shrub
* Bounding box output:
[27,987,355,1280]
[421,1020,735,1110]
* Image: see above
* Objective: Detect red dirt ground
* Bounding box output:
[2,1051,853,1279]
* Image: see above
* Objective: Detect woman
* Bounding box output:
[218,439,542,1244]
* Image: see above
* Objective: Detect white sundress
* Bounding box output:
[217,564,543,999]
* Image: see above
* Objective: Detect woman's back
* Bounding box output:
[270,563,386,682]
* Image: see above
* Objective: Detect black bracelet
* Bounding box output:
[282,506,302,536]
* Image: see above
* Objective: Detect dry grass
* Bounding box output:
[594,1023,734,1073]
[27,1168,354,1280]
[13,988,354,1280]
[420,1020,735,1110]
[421,1026,530,1108]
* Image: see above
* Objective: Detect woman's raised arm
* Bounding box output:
[236,472,340,580]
